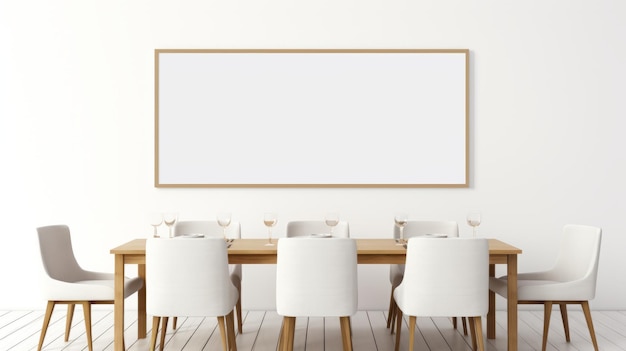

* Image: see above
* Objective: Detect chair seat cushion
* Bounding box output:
[44,276,143,301]
[229,265,242,283]
[390,264,404,288]
[490,276,594,301]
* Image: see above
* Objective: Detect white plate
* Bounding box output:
[310,233,332,238]
[420,233,447,238]
[179,233,205,238]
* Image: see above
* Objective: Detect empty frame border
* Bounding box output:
[155,49,469,188]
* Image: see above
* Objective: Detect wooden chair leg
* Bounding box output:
[150,316,161,351]
[581,301,599,351]
[38,301,55,351]
[473,316,485,351]
[278,318,285,351]
[542,301,553,351]
[390,300,399,334]
[387,286,396,328]
[394,309,403,351]
[81,302,93,351]
[226,310,237,351]
[340,316,353,351]
[281,316,295,351]
[558,302,570,341]
[289,317,296,351]
[217,316,227,351]
[349,316,353,337]
[469,316,477,350]
[462,317,468,335]
[172,316,177,330]
[277,318,284,351]
[65,303,75,341]
[453,316,468,335]
[408,316,416,351]
[236,294,243,334]
[160,317,169,351]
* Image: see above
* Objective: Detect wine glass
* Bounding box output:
[325,213,340,236]
[264,212,277,246]
[163,212,178,238]
[394,213,408,245]
[217,213,232,241]
[148,212,163,238]
[467,212,481,237]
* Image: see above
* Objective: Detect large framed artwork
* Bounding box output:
[155,49,469,188]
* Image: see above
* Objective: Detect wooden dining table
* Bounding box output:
[110,238,521,351]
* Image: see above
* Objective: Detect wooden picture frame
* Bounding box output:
[155,49,469,188]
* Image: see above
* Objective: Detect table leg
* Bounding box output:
[487,263,496,339]
[114,254,125,351]
[138,263,147,338]
[507,254,518,351]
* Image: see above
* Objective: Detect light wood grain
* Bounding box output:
[4,309,625,350]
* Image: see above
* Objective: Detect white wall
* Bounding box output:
[1,0,625,311]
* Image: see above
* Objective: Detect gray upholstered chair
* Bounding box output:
[147,237,239,351]
[387,220,466,334]
[393,237,489,351]
[276,237,358,351]
[286,220,350,238]
[173,220,243,333]
[36,225,143,351]
[490,224,602,351]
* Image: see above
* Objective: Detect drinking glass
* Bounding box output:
[264,212,277,246]
[394,213,408,245]
[163,212,178,238]
[217,213,232,240]
[325,213,340,236]
[148,212,163,238]
[467,212,481,237]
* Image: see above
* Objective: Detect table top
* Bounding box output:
[110,237,521,351]
[110,238,521,255]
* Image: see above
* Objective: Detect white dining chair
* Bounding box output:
[276,237,358,351]
[36,225,144,351]
[147,237,239,351]
[393,237,489,351]
[490,224,602,351]
[386,220,465,334]
[285,220,350,237]
[172,220,243,333]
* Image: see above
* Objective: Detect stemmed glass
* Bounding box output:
[217,213,232,241]
[163,212,178,238]
[394,213,408,245]
[467,212,481,237]
[264,213,277,246]
[149,212,163,238]
[325,213,340,236]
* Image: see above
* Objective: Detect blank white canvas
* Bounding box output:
[156,50,467,186]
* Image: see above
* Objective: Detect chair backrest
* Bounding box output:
[146,237,239,317]
[395,237,489,317]
[276,238,358,317]
[394,220,459,239]
[174,220,241,239]
[286,220,350,238]
[36,225,88,282]
[548,224,602,295]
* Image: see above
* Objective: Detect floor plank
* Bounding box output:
[2,309,626,350]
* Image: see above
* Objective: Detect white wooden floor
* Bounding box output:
[2,309,626,350]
